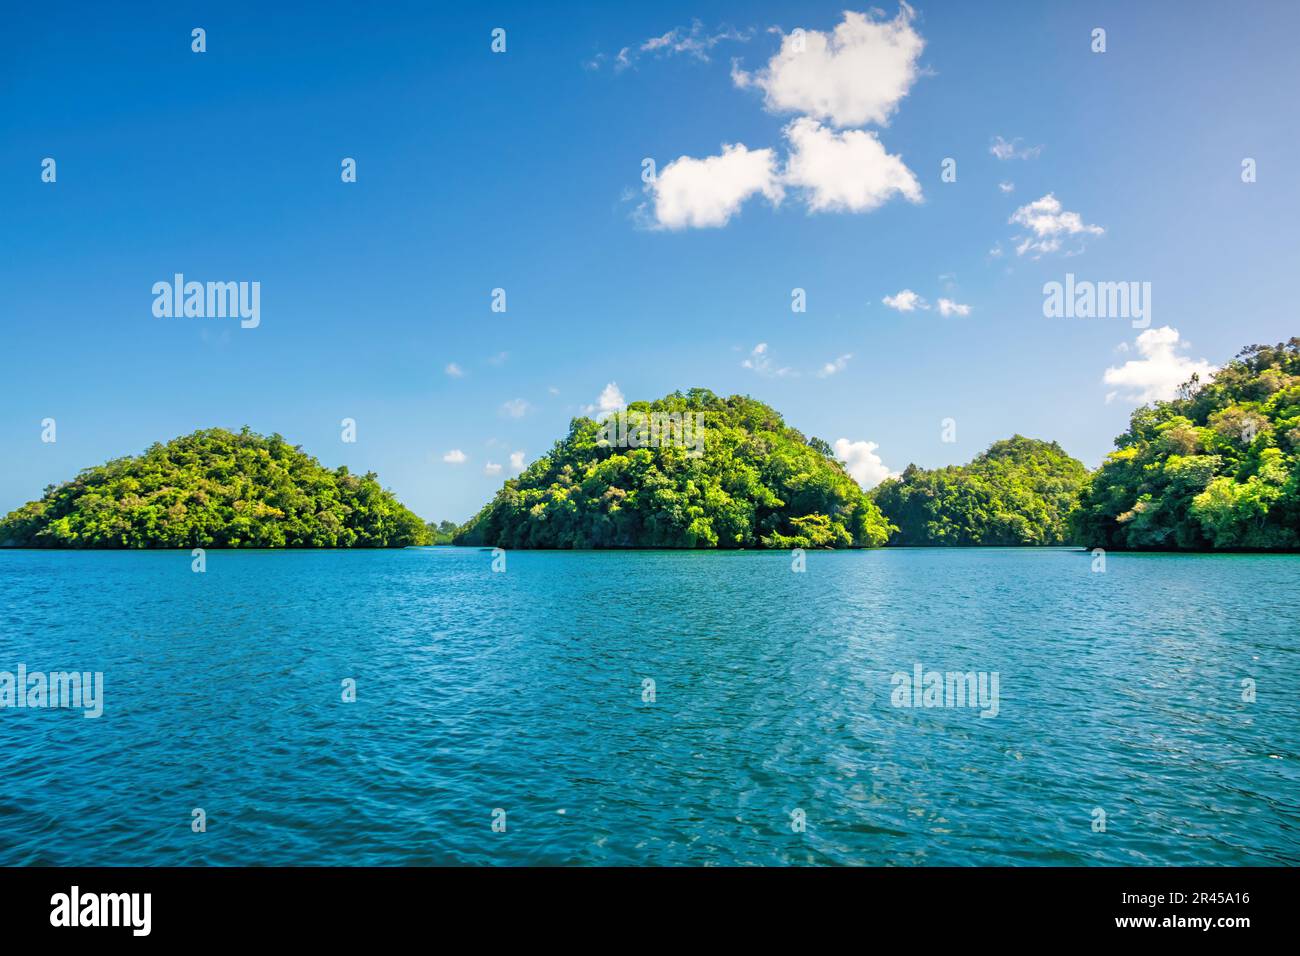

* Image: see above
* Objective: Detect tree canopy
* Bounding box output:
[0,427,428,548]
[1074,338,1300,550]
[454,388,893,549]
[870,436,1089,546]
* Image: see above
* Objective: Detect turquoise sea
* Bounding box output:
[0,547,1296,866]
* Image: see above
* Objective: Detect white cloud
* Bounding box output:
[510,450,526,471]
[1008,193,1104,257]
[734,6,925,128]
[648,143,783,229]
[583,382,626,417]
[484,462,502,476]
[487,351,509,366]
[1102,327,1217,404]
[818,353,853,377]
[781,117,921,213]
[882,289,928,312]
[990,135,1042,161]
[442,449,467,464]
[639,21,752,63]
[501,398,531,418]
[998,181,1015,193]
[833,438,897,490]
[741,342,793,377]
[444,362,465,377]
[589,21,753,71]
[937,298,971,317]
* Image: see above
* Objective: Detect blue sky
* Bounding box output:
[2,0,1298,522]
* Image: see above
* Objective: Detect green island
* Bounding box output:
[1074,338,1300,550]
[870,437,1088,546]
[4,339,1297,552]
[456,389,892,549]
[0,427,427,548]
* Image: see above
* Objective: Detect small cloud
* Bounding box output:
[733,7,925,128]
[548,386,560,395]
[1102,327,1217,404]
[644,143,783,229]
[937,298,971,317]
[443,449,467,464]
[1008,193,1103,258]
[444,362,465,378]
[781,117,921,213]
[990,136,1043,161]
[510,450,526,471]
[818,353,853,377]
[484,462,502,476]
[487,351,509,366]
[998,181,1015,193]
[589,21,754,72]
[583,382,626,417]
[882,289,928,312]
[833,438,897,490]
[501,398,531,418]
[741,342,793,377]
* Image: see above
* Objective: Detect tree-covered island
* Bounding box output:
[455,389,894,549]
[871,437,1089,546]
[5,340,1296,552]
[0,428,427,548]
[1074,338,1300,550]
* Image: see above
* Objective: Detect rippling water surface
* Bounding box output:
[0,547,1296,865]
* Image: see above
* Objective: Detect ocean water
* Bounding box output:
[0,547,1296,866]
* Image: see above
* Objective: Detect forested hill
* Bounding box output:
[870,436,1089,546]
[0,428,428,548]
[1074,338,1300,550]
[455,388,894,549]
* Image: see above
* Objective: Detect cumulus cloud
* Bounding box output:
[510,450,526,471]
[1103,327,1217,404]
[782,117,921,212]
[937,298,971,317]
[583,382,626,417]
[442,449,467,464]
[501,398,531,418]
[1008,193,1104,257]
[484,462,502,476]
[734,6,925,128]
[833,438,897,490]
[647,143,783,229]
[882,289,928,312]
[741,342,793,377]
[818,353,853,377]
[990,135,1042,161]
[444,362,465,377]
[998,181,1015,193]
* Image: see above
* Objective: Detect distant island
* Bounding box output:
[4,339,1296,552]
[455,388,893,549]
[871,437,1088,546]
[0,428,427,548]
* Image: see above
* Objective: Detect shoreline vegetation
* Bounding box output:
[3,339,1298,552]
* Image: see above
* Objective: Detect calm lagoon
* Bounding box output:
[1,547,1296,865]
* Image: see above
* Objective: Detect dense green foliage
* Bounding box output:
[1074,339,1300,550]
[871,436,1089,546]
[455,388,893,549]
[0,428,428,548]
[425,520,458,544]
